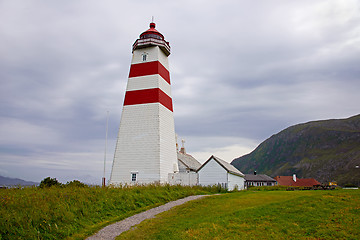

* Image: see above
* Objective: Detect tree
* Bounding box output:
[39,177,61,188]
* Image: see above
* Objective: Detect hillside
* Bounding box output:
[0,176,38,186]
[231,114,360,186]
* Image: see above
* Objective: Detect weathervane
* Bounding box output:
[181,139,185,148]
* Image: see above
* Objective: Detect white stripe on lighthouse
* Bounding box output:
[131,46,170,69]
[126,75,172,97]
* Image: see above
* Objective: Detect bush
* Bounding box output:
[39,177,61,188]
[65,180,88,188]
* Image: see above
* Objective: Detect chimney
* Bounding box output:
[293,174,297,182]
[179,139,186,154]
[175,134,179,152]
[254,171,257,175]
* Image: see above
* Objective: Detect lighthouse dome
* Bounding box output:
[133,22,170,56]
[140,22,164,40]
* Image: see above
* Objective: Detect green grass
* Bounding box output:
[117,190,360,240]
[0,184,222,240]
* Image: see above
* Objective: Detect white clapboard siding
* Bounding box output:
[197,155,245,191]
[228,172,245,190]
[198,157,228,187]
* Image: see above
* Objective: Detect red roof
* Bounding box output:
[139,22,164,40]
[274,176,321,187]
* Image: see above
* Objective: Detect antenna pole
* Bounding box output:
[102,110,109,187]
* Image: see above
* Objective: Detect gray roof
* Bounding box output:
[244,174,276,182]
[177,152,201,171]
[198,155,245,177]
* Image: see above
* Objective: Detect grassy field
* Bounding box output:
[117,189,360,240]
[0,184,223,240]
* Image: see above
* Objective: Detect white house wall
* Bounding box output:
[228,173,245,191]
[168,172,198,186]
[198,158,227,187]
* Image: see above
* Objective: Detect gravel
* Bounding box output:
[86,195,209,240]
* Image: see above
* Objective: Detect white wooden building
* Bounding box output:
[168,148,201,186]
[197,155,245,190]
[244,172,277,187]
[177,150,201,173]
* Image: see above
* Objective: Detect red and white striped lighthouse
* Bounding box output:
[109,22,178,185]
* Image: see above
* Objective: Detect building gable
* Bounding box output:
[177,152,201,172]
[197,156,228,187]
[197,155,244,177]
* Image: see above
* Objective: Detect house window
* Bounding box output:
[131,173,137,182]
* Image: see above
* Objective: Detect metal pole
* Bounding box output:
[356,165,359,187]
[103,111,109,187]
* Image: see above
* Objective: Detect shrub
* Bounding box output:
[39,177,61,188]
[65,180,88,188]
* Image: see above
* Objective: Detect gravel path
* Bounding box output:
[86,195,210,240]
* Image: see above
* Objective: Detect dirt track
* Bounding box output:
[86,195,209,240]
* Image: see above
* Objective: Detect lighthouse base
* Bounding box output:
[110,103,178,185]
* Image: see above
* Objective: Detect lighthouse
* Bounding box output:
[109,22,178,185]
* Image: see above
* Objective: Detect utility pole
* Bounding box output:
[103,111,109,187]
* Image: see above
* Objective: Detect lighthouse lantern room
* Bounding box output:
[110,22,178,185]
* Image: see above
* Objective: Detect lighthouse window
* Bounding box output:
[142,52,148,62]
[131,173,137,182]
[141,34,162,40]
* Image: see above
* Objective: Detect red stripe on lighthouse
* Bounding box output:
[129,61,171,84]
[124,88,173,112]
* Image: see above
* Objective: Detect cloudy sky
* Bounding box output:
[1,0,359,184]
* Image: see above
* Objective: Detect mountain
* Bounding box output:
[231,114,360,186]
[0,176,38,186]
